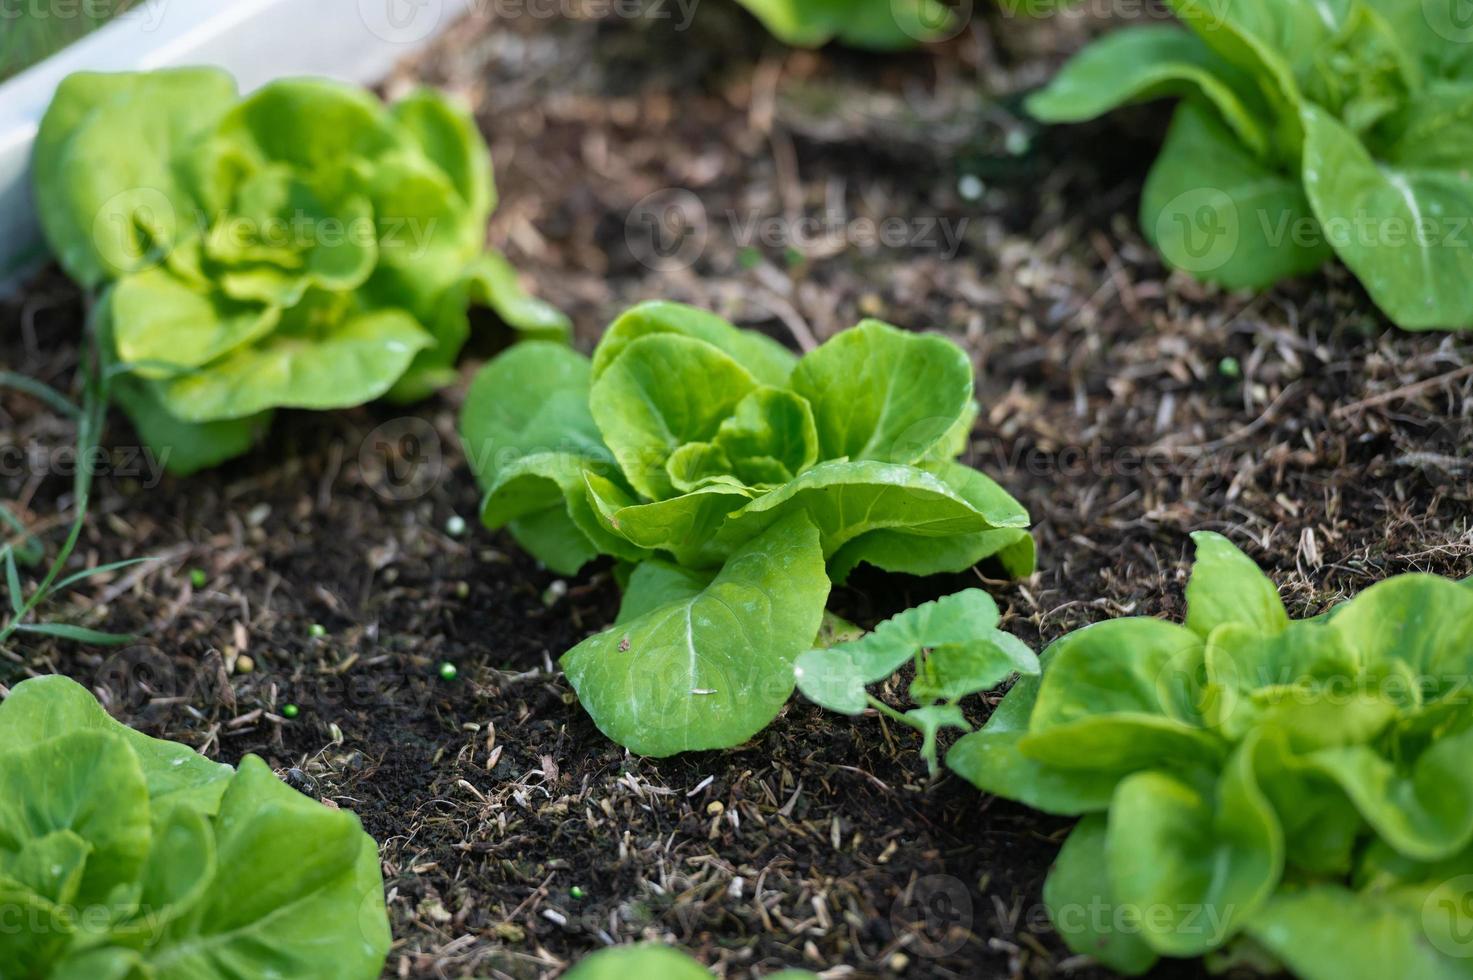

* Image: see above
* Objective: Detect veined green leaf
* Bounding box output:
[713,386,818,483]
[1306,727,1473,862]
[1248,725,1367,876]
[33,68,239,287]
[583,472,753,568]
[909,633,1040,705]
[948,655,1122,816]
[390,87,496,226]
[1323,574,1473,692]
[827,461,1033,582]
[614,560,715,627]
[1372,80,1473,170]
[1105,741,1284,957]
[1302,103,1473,330]
[788,320,973,465]
[199,78,406,202]
[590,333,760,500]
[1029,618,1211,731]
[1027,24,1272,157]
[591,301,795,386]
[797,590,1036,776]
[717,459,1018,560]
[1044,815,1160,975]
[461,342,605,492]
[0,730,151,908]
[561,512,828,756]
[1142,100,1329,291]
[481,453,648,573]
[109,265,280,375]
[0,675,234,813]
[1247,883,1469,980]
[154,305,431,422]
[0,676,390,976]
[148,756,389,978]
[1185,531,1289,639]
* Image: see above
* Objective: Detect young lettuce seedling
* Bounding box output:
[32,69,569,474]
[0,675,390,977]
[461,302,1036,756]
[1028,1,1473,330]
[795,589,1038,775]
[951,531,1473,977]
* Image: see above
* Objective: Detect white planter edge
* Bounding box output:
[1,0,473,291]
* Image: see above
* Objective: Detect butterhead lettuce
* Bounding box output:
[1028,1,1473,330]
[33,68,569,474]
[950,531,1473,977]
[0,674,390,978]
[461,302,1034,755]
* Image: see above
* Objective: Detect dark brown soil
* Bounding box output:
[2,4,1470,979]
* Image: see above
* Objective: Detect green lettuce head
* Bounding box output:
[1027,0,1473,330]
[951,532,1473,977]
[0,674,390,978]
[461,302,1035,756]
[33,68,569,474]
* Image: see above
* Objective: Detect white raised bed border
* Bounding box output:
[1,0,473,288]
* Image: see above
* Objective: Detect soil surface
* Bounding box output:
[2,3,1470,979]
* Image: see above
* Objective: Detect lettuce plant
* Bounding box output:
[0,674,389,978]
[1029,1,1473,330]
[950,532,1473,976]
[732,0,956,49]
[461,302,1034,756]
[33,68,568,474]
[796,589,1038,774]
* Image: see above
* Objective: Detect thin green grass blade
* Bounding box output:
[3,547,23,615]
[0,371,80,419]
[12,622,138,645]
[53,556,159,592]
